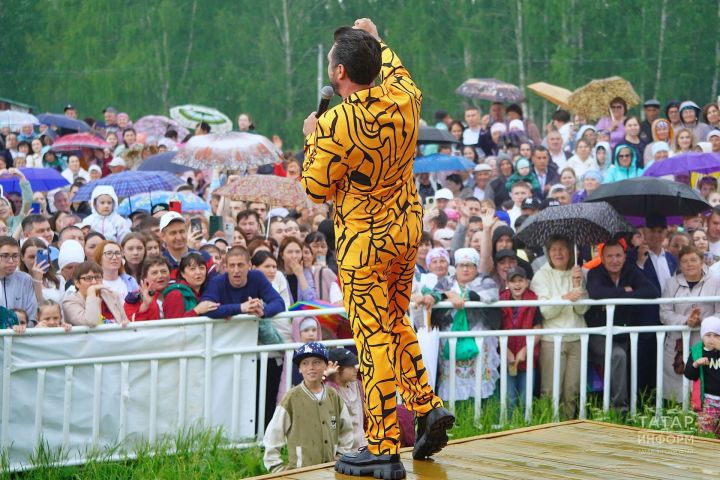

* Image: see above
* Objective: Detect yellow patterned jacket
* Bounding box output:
[302,43,423,269]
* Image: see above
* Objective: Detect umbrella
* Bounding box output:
[527,82,572,110]
[413,154,475,174]
[72,171,185,202]
[288,300,349,338]
[516,202,633,247]
[117,190,209,216]
[172,132,281,172]
[51,133,108,152]
[0,168,69,193]
[643,152,720,177]
[0,111,39,129]
[455,78,525,103]
[36,114,90,133]
[134,115,189,140]
[137,151,193,173]
[213,174,311,209]
[584,177,710,217]
[417,126,459,145]
[567,76,641,120]
[169,105,232,133]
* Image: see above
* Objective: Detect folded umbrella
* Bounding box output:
[516,202,633,247]
[0,168,69,193]
[137,151,193,173]
[584,177,710,217]
[527,82,572,110]
[643,152,720,177]
[117,190,209,216]
[413,153,475,174]
[72,171,185,202]
[36,114,90,133]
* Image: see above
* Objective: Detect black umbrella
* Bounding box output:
[516,202,634,248]
[137,151,193,173]
[417,126,459,144]
[584,177,710,217]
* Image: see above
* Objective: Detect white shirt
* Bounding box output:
[710,240,720,257]
[473,186,487,200]
[103,276,128,302]
[508,205,522,231]
[646,249,671,295]
[463,127,481,146]
[566,155,599,180]
[550,151,568,171]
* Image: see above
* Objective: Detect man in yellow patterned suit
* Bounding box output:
[301,18,454,479]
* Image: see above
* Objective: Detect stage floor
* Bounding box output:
[253,420,720,479]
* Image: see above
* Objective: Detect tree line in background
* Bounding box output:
[1,0,719,148]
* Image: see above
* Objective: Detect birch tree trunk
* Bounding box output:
[514,0,527,113]
[712,0,720,99]
[653,0,668,98]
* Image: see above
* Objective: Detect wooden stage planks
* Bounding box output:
[252,420,720,480]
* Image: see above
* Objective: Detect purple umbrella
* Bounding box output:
[643,152,720,177]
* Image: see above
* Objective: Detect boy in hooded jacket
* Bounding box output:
[83,185,131,241]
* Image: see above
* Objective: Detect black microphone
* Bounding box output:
[315,86,334,118]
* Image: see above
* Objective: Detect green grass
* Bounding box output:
[4,395,711,479]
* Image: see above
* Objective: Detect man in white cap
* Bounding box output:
[108,157,127,174]
[708,130,720,153]
[434,188,453,211]
[460,163,494,201]
[159,211,212,278]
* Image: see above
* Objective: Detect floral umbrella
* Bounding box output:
[172,132,281,172]
[567,76,640,121]
[134,115,189,140]
[213,174,311,209]
[455,78,525,103]
[117,190,209,216]
[169,104,232,133]
[50,133,108,152]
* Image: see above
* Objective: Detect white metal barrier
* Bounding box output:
[1,296,717,472]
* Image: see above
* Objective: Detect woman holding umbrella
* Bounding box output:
[659,246,720,402]
[595,97,627,148]
[530,235,588,419]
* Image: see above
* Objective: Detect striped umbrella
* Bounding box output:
[169,105,232,133]
[72,171,185,202]
[516,201,633,248]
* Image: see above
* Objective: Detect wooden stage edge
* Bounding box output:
[251,420,720,480]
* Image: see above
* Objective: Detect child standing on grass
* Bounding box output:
[500,267,542,413]
[324,347,367,451]
[685,316,720,438]
[263,342,354,473]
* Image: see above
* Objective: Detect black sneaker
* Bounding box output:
[412,406,455,460]
[334,447,406,479]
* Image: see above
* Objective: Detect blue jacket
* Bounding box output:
[604,142,644,183]
[200,270,285,319]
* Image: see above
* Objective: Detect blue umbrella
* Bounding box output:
[73,171,185,202]
[117,190,209,216]
[137,151,193,173]
[0,168,69,193]
[36,114,91,133]
[413,153,475,174]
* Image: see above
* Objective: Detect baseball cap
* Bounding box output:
[88,165,102,174]
[433,228,455,241]
[541,198,561,209]
[108,157,126,168]
[643,99,661,108]
[328,348,359,368]
[103,106,118,114]
[293,342,329,366]
[506,266,527,280]
[494,249,517,263]
[159,211,185,231]
[434,188,453,201]
[63,104,75,111]
[549,183,566,194]
[474,163,492,173]
[707,129,720,141]
[521,198,540,210]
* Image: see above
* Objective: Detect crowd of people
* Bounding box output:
[1,93,720,472]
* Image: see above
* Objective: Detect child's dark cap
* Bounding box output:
[506,266,527,280]
[293,341,328,366]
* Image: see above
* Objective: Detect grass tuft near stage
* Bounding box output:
[5,396,710,479]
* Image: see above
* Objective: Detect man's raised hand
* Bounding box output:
[353,18,380,41]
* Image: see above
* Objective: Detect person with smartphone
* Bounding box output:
[20,238,64,305]
[158,212,213,279]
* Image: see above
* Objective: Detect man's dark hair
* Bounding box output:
[0,236,19,250]
[165,129,178,140]
[432,209,448,229]
[58,225,83,242]
[445,173,463,186]
[532,145,549,157]
[505,104,524,118]
[332,27,381,85]
[137,216,160,233]
[21,214,49,232]
[468,216,483,225]
[551,109,571,123]
[197,122,211,134]
[236,209,260,225]
[434,110,449,123]
[226,246,250,262]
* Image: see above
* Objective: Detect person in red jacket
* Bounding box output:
[500,267,542,413]
[162,252,219,319]
[124,255,171,321]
